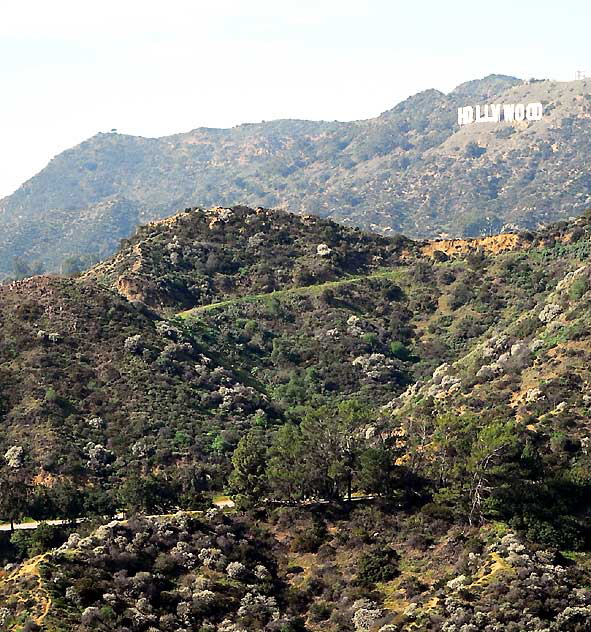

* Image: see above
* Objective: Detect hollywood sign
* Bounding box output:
[458,103,544,126]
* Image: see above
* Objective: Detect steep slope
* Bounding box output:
[391,214,591,426]
[377,215,591,549]
[3,508,591,632]
[87,205,591,414]
[0,276,274,499]
[5,75,591,276]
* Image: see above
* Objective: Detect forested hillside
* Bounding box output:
[2,206,591,630]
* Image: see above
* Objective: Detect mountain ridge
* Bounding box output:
[3,74,591,280]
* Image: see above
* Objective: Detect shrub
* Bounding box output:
[356,546,400,585]
[291,517,328,553]
[389,341,410,361]
[124,334,143,354]
[465,142,486,158]
[309,601,332,622]
[420,502,454,522]
[569,277,588,300]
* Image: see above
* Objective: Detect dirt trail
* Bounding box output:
[1,553,52,629]
[179,268,405,317]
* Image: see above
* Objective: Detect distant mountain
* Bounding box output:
[1,196,141,275]
[4,73,591,277]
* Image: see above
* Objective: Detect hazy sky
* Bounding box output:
[1,0,590,198]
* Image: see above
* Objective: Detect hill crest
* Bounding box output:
[3,75,591,277]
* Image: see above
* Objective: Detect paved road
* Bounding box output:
[0,515,123,532]
[0,495,380,532]
[0,500,237,532]
[1,519,74,532]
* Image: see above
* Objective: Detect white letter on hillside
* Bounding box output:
[459,106,475,126]
[503,103,515,121]
[526,102,544,121]
[503,104,516,122]
[514,104,526,122]
[490,104,501,122]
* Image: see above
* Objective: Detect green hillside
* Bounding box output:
[2,206,591,631]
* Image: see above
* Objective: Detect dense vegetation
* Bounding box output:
[3,506,591,631]
[3,206,591,630]
[6,75,591,276]
[0,274,279,531]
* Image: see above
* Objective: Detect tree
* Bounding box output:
[466,421,518,525]
[227,428,268,509]
[117,474,177,515]
[0,448,32,530]
[267,424,306,502]
[51,482,86,524]
[358,445,399,498]
[431,414,518,524]
[173,463,209,510]
[299,399,373,502]
[491,441,591,549]
[28,485,56,521]
[0,470,30,530]
[84,487,118,518]
[266,399,374,504]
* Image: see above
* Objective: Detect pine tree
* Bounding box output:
[227,428,268,509]
[267,424,306,502]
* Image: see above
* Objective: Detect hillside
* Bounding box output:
[3,206,591,630]
[4,74,591,277]
[3,511,591,632]
[85,206,591,407]
[0,274,277,518]
[86,205,414,310]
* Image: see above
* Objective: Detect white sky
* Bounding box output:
[1,0,590,198]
